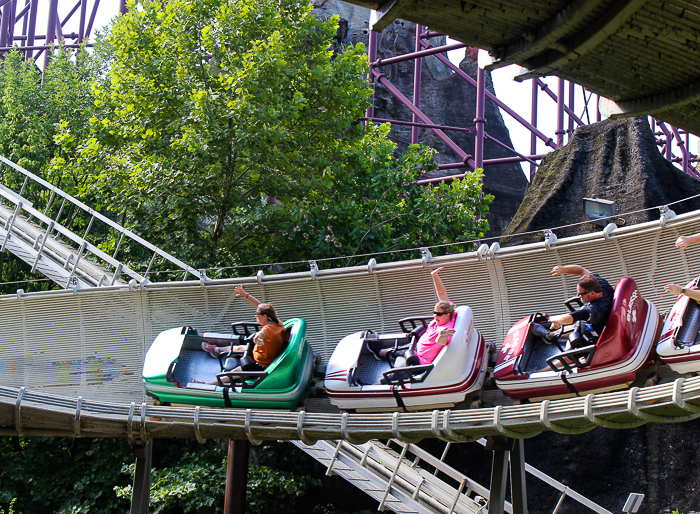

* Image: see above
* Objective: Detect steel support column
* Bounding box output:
[474,65,486,169]
[224,439,250,514]
[411,24,423,144]
[78,0,87,44]
[568,81,575,140]
[41,0,57,72]
[510,438,528,514]
[0,1,11,50]
[487,436,510,514]
[556,78,565,147]
[366,28,378,120]
[130,443,152,514]
[530,80,538,180]
[25,0,38,59]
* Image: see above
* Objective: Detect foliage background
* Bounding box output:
[0,0,492,511]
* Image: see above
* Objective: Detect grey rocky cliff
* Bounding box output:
[501,117,700,246]
[312,0,529,238]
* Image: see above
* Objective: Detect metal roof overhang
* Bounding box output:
[356,0,700,136]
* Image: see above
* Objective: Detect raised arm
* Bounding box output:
[235,285,261,308]
[676,233,700,249]
[431,267,450,302]
[665,283,700,302]
[551,264,592,277]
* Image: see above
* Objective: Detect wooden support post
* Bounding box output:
[130,442,152,514]
[224,439,250,514]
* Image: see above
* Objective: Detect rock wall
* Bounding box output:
[501,117,700,246]
[312,0,529,238]
[420,418,700,514]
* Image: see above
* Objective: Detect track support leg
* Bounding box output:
[487,436,509,514]
[130,442,153,514]
[510,438,528,514]
[486,436,529,514]
[224,439,250,514]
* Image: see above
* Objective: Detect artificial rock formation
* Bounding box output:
[502,117,700,246]
[312,0,529,238]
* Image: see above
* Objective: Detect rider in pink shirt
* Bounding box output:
[415,267,456,364]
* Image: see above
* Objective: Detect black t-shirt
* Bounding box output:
[570,273,614,333]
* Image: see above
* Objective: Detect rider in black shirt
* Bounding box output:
[533,265,614,341]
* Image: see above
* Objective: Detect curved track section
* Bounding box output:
[1,207,700,404]
[2,376,700,443]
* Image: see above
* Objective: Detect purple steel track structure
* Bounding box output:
[0,1,132,68]
[2,1,696,182]
[364,26,700,182]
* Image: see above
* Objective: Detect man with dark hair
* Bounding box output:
[532,264,614,342]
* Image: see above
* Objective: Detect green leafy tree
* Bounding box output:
[62,0,491,275]
[0,47,101,294]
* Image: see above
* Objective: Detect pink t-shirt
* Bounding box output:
[416,314,456,365]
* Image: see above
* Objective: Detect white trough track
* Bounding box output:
[1,376,700,443]
[0,204,698,405]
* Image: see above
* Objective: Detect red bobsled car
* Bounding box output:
[494,277,660,400]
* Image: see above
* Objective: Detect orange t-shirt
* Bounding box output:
[253,322,286,367]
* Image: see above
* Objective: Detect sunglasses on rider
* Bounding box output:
[433,311,450,316]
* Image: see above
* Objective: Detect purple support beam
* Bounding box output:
[535,78,584,127]
[85,0,100,40]
[78,0,86,44]
[595,93,601,122]
[366,29,378,120]
[20,0,28,50]
[556,78,565,147]
[363,117,475,134]
[16,2,30,23]
[671,125,689,175]
[375,42,466,67]
[371,67,476,168]
[0,1,11,50]
[25,0,36,59]
[474,65,486,169]
[568,81,575,140]
[411,24,422,145]
[119,0,128,14]
[41,0,57,72]
[419,39,557,152]
[658,122,674,161]
[7,0,16,50]
[530,80,538,180]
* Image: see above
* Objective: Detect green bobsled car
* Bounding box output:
[142,319,314,409]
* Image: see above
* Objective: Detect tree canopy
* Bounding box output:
[58,0,491,275]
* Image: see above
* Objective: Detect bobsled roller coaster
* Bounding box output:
[0,155,699,513]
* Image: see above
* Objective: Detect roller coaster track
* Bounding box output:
[0,155,699,511]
